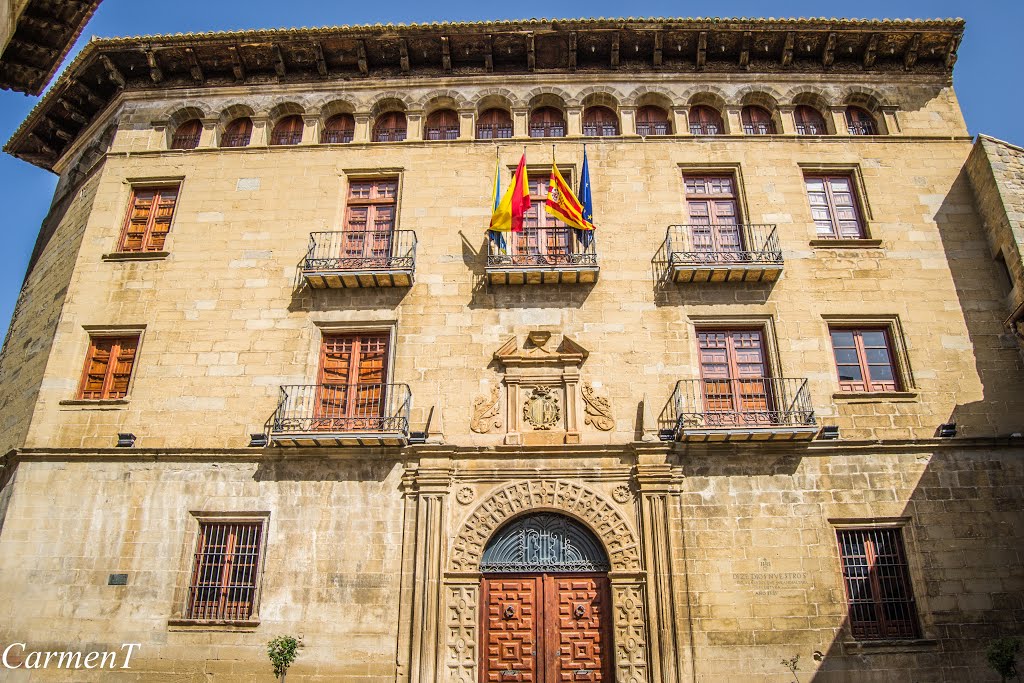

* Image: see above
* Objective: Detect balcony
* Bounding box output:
[270,383,411,447]
[302,230,416,288]
[476,124,513,139]
[424,125,459,140]
[486,228,599,285]
[665,224,783,283]
[670,377,816,442]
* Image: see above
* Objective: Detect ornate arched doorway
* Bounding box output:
[480,512,613,682]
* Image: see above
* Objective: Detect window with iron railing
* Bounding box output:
[270,115,303,145]
[741,105,776,135]
[795,105,829,135]
[477,108,513,139]
[846,106,878,135]
[425,109,459,140]
[689,105,723,135]
[185,520,263,621]
[529,107,565,138]
[373,112,407,142]
[118,186,179,252]
[837,527,920,640]
[321,113,355,143]
[170,119,202,149]
[635,105,671,136]
[582,106,619,136]
[220,117,252,147]
[78,335,139,400]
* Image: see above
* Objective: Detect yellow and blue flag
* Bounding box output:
[578,146,595,247]
[487,156,507,253]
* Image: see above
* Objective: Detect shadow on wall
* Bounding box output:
[253,455,399,483]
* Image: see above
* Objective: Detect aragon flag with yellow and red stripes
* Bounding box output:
[544,164,595,232]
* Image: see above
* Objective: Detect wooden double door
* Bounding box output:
[481,573,612,683]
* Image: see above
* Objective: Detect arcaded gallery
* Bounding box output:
[1,15,1023,683]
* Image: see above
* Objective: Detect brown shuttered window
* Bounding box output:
[118,186,178,252]
[830,328,900,392]
[270,115,303,145]
[514,177,571,259]
[170,119,202,149]
[317,333,390,428]
[846,106,878,135]
[476,108,513,139]
[78,335,139,400]
[185,521,263,621]
[795,105,828,135]
[804,174,865,239]
[425,109,459,140]
[321,114,355,143]
[741,106,776,135]
[837,528,920,640]
[689,105,724,135]
[343,178,398,259]
[221,117,253,147]
[373,112,407,142]
[582,106,619,136]
[636,105,671,136]
[529,107,565,138]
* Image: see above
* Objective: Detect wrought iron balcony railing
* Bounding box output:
[689,123,721,135]
[795,123,827,135]
[270,131,303,146]
[529,123,565,138]
[476,124,513,139]
[271,383,411,440]
[220,132,251,147]
[303,230,416,287]
[321,129,354,143]
[486,228,598,284]
[847,121,877,136]
[743,123,774,135]
[171,134,201,150]
[424,125,459,140]
[636,122,670,136]
[373,127,407,142]
[667,224,782,267]
[671,377,815,436]
[583,124,619,137]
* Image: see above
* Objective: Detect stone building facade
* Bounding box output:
[1,17,1023,683]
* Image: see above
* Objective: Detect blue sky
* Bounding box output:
[1,1,1021,338]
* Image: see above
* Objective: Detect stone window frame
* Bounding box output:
[338,167,405,235]
[102,175,186,261]
[684,314,786,381]
[799,163,882,249]
[821,314,918,402]
[308,319,399,389]
[59,324,147,408]
[677,163,752,225]
[168,511,271,631]
[828,517,935,651]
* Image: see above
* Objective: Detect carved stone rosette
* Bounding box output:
[582,381,614,431]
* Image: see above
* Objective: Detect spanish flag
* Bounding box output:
[545,163,595,233]
[489,153,531,233]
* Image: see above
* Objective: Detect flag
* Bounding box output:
[577,147,595,247]
[545,164,594,233]
[487,156,507,253]
[489,153,531,233]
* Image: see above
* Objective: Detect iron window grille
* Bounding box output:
[185,521,263,621]
[837,528,920,640]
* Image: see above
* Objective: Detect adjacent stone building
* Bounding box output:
[1,16,1022,683]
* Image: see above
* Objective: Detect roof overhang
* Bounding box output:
[4,16,965,171]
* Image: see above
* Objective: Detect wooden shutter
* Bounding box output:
[689,105,723,134]
[795,105,827,135]
[583,106,618,136]
[186,521,262,620]
[529,107,565,137]
[805,175,864,239]
[373,112,407,141]
[636,105,670,135]
[837,528,919,640]
[698,330,770,424]
[425,109,459,139]
[477,108,513,139]
[684,176,741,253]
[79,336,139,400]
[119,186,178,252]
[321,114,355,143]
[171,119,202,149]
[222,117,253,147]
[741,106,775,134]
[270,115,303,145]
[513,176,569,258]
[317,333,390,425]
[343,179,397,260]
[846,107,877,135]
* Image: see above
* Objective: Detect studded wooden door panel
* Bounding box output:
[547,575,611,682]
[483,577,540,682]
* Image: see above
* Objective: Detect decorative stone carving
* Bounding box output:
[612,583,650,683]
[470,384,502,434]
[522,386,561,430]
[612,485,632,504]
[444,584,478,683]
[449,480,642,572]
[455,486,475,505]
[582,381,614,431]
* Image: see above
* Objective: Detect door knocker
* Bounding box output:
[503,604,516,619]
[574,603,586,619]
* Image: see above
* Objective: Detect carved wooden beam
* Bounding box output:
[20,13,62,33]
[273,44,286,78]
[399,38,409,73]
[73,82,103,108]
[864,33,879,68]
[99,54,125,87]
[185,47,204,84]
[526,33,535,71]
[313,41,328,77]
[357,40,368,75]
[822,32,836,69]
[739,31,751,69]
[945,33,960,69]
[28,132,56,157]
[696,31,707,69]
[568,31,577,71]
[610,32,619,68]
[46,117,74,141]
[781,31,794,67]
[904,32,921,70]
[229,46,245,81]
[145,49,162,83]
[57,98,87,125]
[653,31,663,67]
[441,35,451,72]
[484,34,493,72]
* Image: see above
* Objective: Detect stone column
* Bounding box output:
[300,114,319,145]
[777,106,797,135]
[406,110,424,141]
[672,107,690,136]
[620,107,639,137]
[149,122,168,150]
[637,460,689,683]
[198,118,218,148]
[725,106,743,135]
[881,106,900,135]
[402,461,452,683]
[504,377,522,445]
[250,116,270,146]
[830,106,850,136]
[567,106,583,137]
[512,108,529,138]
[563,369,581,444]
[354,114,371,143]
[609,572,651,683]
[459,108,475,140]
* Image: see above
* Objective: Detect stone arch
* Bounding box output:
[474,87,519,111]
[840,86,890,112]
[685,89,727,111]
[419,88,470,113]
[267,101,305,124]
[449,480,641,573]
[736,86,782,110]
[525,86,574,109]
[578,87,623,111]
[217,103,255,128]
[318,98,356,119]
[370,90,414,117]
[161,101,214,124]
[789,88,832,112]
[628,85,675,110]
